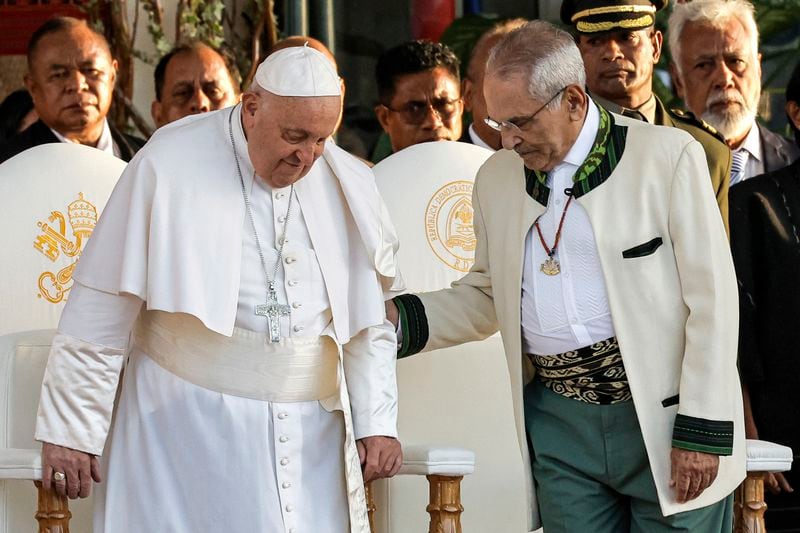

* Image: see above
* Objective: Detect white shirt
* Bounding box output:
[520,100,616,355]
[468,123,495,151]
[50,119,120,158]
[736,122,765,181]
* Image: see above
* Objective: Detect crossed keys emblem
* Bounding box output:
[33,193,98,304]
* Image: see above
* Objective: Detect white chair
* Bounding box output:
[735,439,794,532]
[0,329,87,532]
[0,144,123,336]
[0,144,124,532]
[366,446,475,532]
[374,142,528,531]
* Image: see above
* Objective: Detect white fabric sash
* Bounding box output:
[133,311,340,402]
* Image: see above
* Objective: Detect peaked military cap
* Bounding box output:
[561,0,668,34]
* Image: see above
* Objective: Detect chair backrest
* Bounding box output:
[0,143,125,335]
[374,141,528,532]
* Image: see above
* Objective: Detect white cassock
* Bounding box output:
[34,105,402,533]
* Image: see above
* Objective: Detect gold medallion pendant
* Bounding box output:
[540,256,561,276]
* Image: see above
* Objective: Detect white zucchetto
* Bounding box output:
[254,44,341,97]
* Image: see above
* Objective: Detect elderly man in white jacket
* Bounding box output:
[389,20,745,533]
[34,45,402,533]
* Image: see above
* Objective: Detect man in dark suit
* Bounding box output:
[729,60,800,532]
[0,17,144,164]
[668,0,799,185]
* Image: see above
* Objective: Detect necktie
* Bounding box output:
[730,149,748,186]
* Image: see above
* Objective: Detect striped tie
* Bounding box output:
[730,149,748,186]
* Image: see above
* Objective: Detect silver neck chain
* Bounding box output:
[228,106,294,293]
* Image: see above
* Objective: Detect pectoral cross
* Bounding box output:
[255,283,291,343]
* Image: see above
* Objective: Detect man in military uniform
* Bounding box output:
[564,0,732,231]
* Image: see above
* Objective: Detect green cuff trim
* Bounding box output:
[672,414,734,456]
[395,294,428,358]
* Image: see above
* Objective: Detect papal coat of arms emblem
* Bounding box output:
[424,181,476,272]
[33,193,98,303]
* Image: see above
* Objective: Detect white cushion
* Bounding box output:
[0,449,41,480]
[398,445,475,476]
[746,439,794,473]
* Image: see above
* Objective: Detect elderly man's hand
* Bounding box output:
[42,442,102,499]
[385,299,399,329]
[356,436,402,483]
[669,447,719,503]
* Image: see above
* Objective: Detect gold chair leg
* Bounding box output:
[426,475,464,533]
[33,481,71,533]
[734,472,767,533]
[365,481,376,533]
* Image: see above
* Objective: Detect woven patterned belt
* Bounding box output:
[528,336,632,405]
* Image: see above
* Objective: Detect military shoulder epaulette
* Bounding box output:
[669,108,727,143]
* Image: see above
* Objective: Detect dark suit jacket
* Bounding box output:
[0,119,145,164]
[758,122,800,173]
[730,158,800,526]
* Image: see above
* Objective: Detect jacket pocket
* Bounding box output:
[661,394,679,408]
[622,237,663,259]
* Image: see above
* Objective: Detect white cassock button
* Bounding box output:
[279,436,289,443]
[276,192,286,199]
[292,302,301,309]
[277,412,288,420]
[293,325,304,332]
[278,215,286,223]
[282,482,292,489]
[285,504,293,512]
[280,458,290,466]
[288,280,298,287]
[285,257,296,264]
[288,529,295,533]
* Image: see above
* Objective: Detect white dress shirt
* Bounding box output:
[50,119,120,158]
[468,123,495,151]
[521,100,616,356]
[736,122,765,181]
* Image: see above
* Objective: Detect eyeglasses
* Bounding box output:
[381,97,461,125]
[484,87,568,134]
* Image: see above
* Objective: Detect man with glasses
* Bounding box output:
[564,0,731,231]
[373,40,463,162]
[0,17,144,164]
[388,20,744,532]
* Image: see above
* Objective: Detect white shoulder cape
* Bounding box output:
[74,107,402,342]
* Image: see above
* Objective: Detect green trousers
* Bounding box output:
[524,381,733,533]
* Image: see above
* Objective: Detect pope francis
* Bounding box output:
[34,45,403,532]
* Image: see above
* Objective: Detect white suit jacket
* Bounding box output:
[395,113,746,528]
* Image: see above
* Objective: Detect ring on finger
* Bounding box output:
[53,471,66,482]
